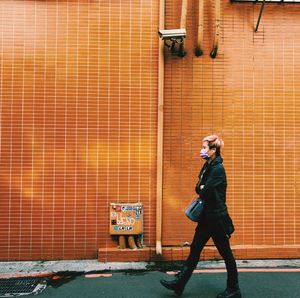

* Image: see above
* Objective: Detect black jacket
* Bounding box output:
[195,156,230,221]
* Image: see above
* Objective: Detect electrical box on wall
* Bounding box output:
[109,203,143,235]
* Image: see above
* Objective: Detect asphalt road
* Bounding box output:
[29,270,300,298]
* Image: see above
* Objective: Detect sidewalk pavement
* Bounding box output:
[1,260,300,297]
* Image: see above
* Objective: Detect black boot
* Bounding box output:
[217,285,241,298]
[160,266,192,296]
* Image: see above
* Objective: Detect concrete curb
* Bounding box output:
[1,259,300,278]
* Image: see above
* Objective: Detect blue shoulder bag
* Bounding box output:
[185,198,204,222]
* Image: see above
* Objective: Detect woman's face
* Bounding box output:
[201,142,216,160]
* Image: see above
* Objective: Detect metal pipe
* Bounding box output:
[210,0,221,58]
[178,0,188,56]
[255,0,265,32]
[180,0,188,29]
[195,0,204,57]
[156,0,165,255]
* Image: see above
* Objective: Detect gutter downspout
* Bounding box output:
[210,0,221,58]
[156,0,165,255]
[195,0,204,57]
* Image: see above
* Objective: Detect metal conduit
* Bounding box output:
[156,0,165,255]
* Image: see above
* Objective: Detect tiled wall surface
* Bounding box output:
[0,0,159,260]
[162,0,300,247]
[1,0,300,261]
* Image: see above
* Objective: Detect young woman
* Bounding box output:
[160,135,241,298]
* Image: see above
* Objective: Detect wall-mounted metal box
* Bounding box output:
[109,203,143,235]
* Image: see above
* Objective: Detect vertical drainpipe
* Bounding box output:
[156,0,165,255]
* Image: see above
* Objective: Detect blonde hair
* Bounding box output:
[202,135,224,156]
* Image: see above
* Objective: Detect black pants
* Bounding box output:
[184,218,238,289]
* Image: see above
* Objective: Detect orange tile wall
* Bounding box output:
[1,0,300,261]
[162,0,300,249]
[0,0,159,260]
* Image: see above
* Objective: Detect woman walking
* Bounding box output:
[160,135,241,298]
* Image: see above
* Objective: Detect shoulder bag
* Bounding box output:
[185,197,204,222]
